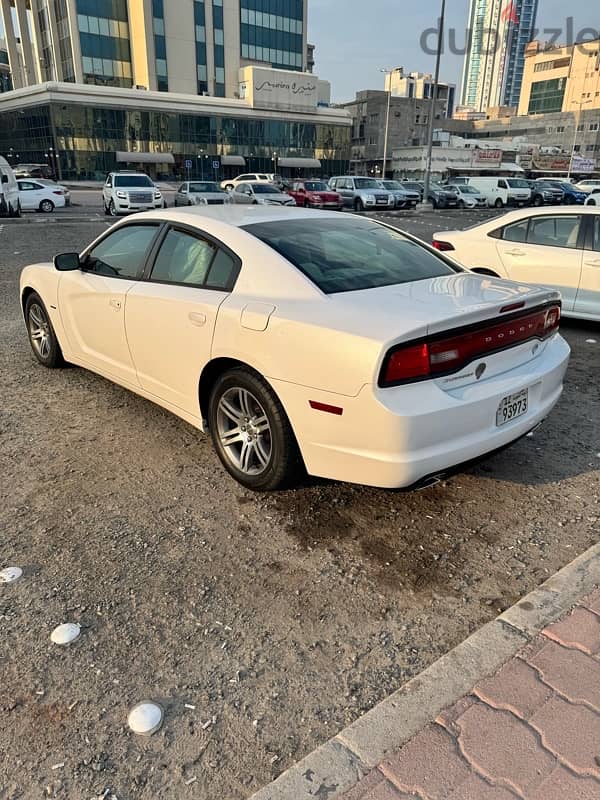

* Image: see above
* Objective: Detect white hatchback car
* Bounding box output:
[433,207,600,321]
[20,207,569,491]
[17,178,67,213]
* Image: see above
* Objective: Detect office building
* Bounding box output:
[0,70,351,180]
[337,88,450,178]
[0,0,307,98]
[518,39,600,115]
[460,0,539,112]
[384,67,456,118]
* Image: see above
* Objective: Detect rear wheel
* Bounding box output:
[25,292,64,368]
[224,183,234,191]
[208,367,303,491]
[14,201,21,218]
[494,198,504,209]
[39,199,54,213]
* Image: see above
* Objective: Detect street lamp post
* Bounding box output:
[423,0,446,205]
[568,99,592,180]
[380,68,393,181]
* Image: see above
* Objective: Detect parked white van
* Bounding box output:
[466,176,531,208]
[0,156,20,217]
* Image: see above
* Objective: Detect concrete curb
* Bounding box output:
[249,542,600,800]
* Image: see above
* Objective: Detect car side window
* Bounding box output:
[150,228,216,286]
[498,180,507,189]
[19,181,36,191]
[106,176,112,187]
[178,184,187,192]
[85,224,159,278]
[206,248,238,290]
[527,216,582,249]
[593,218,600,252]
[501,219,529,243]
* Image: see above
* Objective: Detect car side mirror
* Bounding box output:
[54,252,81,271]
[181,187,188,193]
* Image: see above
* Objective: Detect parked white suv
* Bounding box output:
[220,173,272,191]
[103,172,164,216]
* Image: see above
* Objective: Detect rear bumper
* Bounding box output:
[271,334,570,489]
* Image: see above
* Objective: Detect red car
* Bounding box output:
[287,179,343,210]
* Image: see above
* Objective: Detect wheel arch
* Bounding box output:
[199,357,264,425]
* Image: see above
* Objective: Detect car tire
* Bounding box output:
[533,195,543,207]
[208,367,303,491]
[14,201,21,218]
[25,292,65,368]
[224,184,234,191]
[457,200,465,210]
[494,198,504,209]
[39,199,54,213]
[108,199,118,216]
[353,198,364,212]
[431,197,438,209]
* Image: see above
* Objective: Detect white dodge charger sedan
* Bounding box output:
[20,207,570,491]
[432,206,600,321]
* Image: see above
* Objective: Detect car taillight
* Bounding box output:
[432,240,455,252]
[380,304,561,387]
[53,190,64,195]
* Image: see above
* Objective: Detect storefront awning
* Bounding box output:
[116,151,175,164]
[220,155,246,166]
[277,157,321,169]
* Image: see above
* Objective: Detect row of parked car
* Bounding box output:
[0,155,71,215]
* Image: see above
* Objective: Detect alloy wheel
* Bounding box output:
[216,387,272,475]
[28,303,51,360]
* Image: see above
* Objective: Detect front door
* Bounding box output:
[18,180,42,210]
[58,222,161,384]
[125,226,238,417]
[576,213,600,319]
[495,214,584,312]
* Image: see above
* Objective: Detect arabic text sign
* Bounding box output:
[240,67,318,111]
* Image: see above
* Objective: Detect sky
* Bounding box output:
[308,0,594,102]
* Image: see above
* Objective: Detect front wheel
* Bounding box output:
[25,292,64,368]
[494,198,504,209]
[208,368,303,491]
[457,200,465,210]
[431,197,438,209]
[14,201,21,218]
[109,199,118,216]
[353,198,364,212]
[533,195,543,207]
[39,199,54,213]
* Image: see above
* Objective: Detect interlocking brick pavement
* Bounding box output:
[337,590,600,800]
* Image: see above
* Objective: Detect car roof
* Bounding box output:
[128,206,342,228]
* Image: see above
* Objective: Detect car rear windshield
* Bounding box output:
[189,182,221,192]
[252,184,281,194]
[354,178,380,189]
[243,218,458,294]
[114,175,153,187]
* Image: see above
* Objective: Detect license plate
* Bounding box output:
[496,389,528,427]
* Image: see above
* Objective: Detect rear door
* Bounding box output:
[18,180,40,209]
[125,225,239,416]
[495,214,583,311]
[576,212,600,319]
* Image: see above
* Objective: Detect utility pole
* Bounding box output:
[381,68,393,180]
[423,0,446,205]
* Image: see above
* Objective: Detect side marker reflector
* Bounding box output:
[309,401,343,416]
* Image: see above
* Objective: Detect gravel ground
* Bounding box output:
[0,212,599,800]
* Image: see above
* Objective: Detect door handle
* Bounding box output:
[188,311,207,326]
[584,258,600,266]
[504,249,526,256]
[109,298,122,310]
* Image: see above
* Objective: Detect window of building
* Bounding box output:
[527,78,566,114]
[589,122,599,131]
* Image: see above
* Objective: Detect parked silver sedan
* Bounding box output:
[174,181,232,207]
[231,182,296,206]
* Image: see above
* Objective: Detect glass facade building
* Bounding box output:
[460,0,539,112]
[76,0,133,88]
[0,93,350,181]
[240,0,304,70]
[152,0,168,92]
